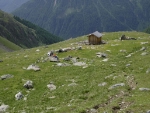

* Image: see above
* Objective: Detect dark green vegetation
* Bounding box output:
[0,10,62,50]
[144,27,150,34]
[0,0,29,13]
[13,0,150,39]
[0,31,150,112]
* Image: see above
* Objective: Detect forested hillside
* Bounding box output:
[0,0,29,13]
[12,0,150,39]
[0,10,62,48]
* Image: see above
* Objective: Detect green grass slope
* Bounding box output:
[0,36,21,53]
[0,31,150,113]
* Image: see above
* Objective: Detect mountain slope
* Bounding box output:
[0,31,150,112]
[0,0,29,13]
[0,36,21,53]
[0,10,62,48]
[12,0,150,39]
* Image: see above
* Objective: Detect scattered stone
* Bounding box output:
[0,104,9,112]
[141,42,148,45]
[108,83,125,89]
[140,47,146,51]
[23,80,33,89]
[0,60,3,62]
[1,74,13,80]
[49,56,59,62]
[71,57,79,63]
[126,64,131,67]
[141,52,148,56]
[15,92,23,100]
[56,63,70,67]
[125,54,131,58]
[139,88,150,91]
[120,50,126,52]
[102,58,109,62]
[98,82,107,86]
[147,110,150,113]
[36,49,40,52]
[27,64,40,71]
[111,64,116,67]
[86,108,97,113]
[47,83,56,91]
[96,52,107,58]
[77,46,82,50]
[73,62,86,66]
[63,56,72,61]
[105,74,113,79]
[146,68,150,74]
[68,83,78,86]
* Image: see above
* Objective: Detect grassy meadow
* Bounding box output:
[0,31,150,113]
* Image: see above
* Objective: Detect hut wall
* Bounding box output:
[88,35,102,45]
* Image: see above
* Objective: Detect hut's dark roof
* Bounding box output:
[88,31,102,38]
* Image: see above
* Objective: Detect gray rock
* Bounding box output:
[15,92,23,100]
[56,63,70,67]
[47,83,56,91]
[0,60,3,62]
[146,68,150,74]
[68,83,78,86]
[140,47,146,51]
[49,56,59,62]
[141,52,148,56]
[139,88,150,91]
[147,110,150,113]
[27,64,40,71]
[73,62,86,66]
[0,104,9,112]
[109,83,125,89]
[63,56,72,61]
[86,108,97,113]
[1,74,13,80]
[96,52,107,58]
[24,80,33,89]
[98,82,107,86]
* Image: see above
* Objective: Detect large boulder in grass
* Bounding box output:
[0,104,9,112]
[27,64,40,71]
[24,80,33,89]
[49,56,59,62]
[1,74,13,80]
[15,92,23,100]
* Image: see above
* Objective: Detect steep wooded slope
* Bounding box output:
[12,0,150,39]
[0,10,62,48]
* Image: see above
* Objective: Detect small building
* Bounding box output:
[87,31,103,45]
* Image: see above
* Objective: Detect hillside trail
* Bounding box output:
[84,75,137,113]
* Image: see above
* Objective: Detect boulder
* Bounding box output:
[109,83,125,89]
[27,64,40,71]
[49,56,59,62]
[1,74,13,80]
[0,104,9,112]
[47,83,56,91]
[15,92,23,100]
[139,88,150,91]
[23,80,33,89]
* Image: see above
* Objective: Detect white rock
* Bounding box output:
[15,92,23,100]
[0,104,9,112]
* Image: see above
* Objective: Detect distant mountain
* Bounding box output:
[0,10,62,48]
[0,0,29,13]
[12,0,150,39]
